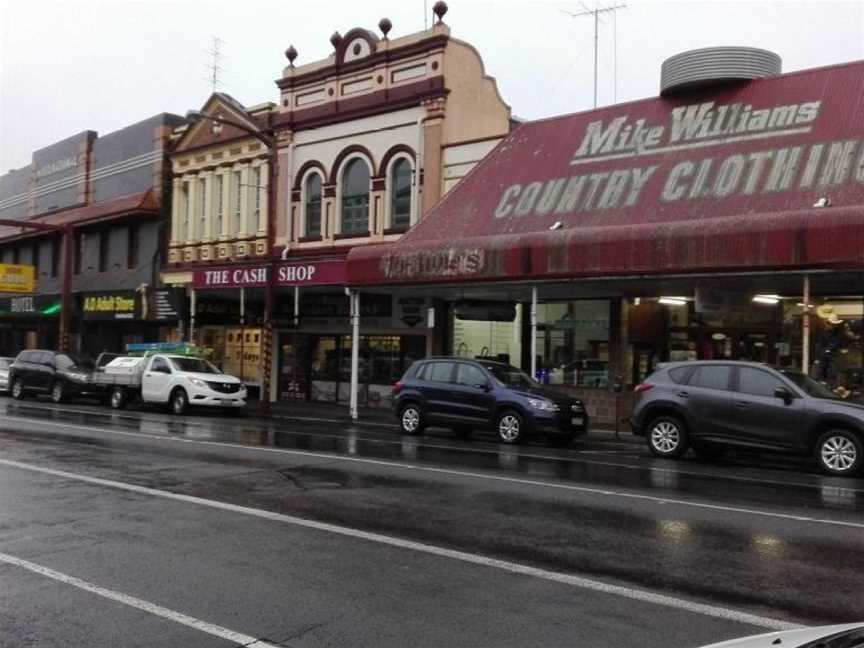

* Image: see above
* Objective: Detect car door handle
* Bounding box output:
[677,391,689,398]
[736,400,750,408]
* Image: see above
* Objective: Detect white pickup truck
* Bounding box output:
[92,354,247,415]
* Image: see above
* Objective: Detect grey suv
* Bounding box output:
[630,361,863,476]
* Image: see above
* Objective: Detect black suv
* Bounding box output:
[393,358,589,445]
[630,360,864,476]
[9,350,103,404]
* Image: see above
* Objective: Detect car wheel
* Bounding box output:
[110,388,126,410]
[171,389,188,416]
[647,415,689,458]
[399,403,424,435]
[816,430,862,477]
[11,379,25,400]
[692,442,725,461]
[497,410,525,444]
[51,381,66,404]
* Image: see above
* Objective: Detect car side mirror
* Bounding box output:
[774,386,794,404]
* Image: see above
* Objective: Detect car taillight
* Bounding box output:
[634,383,654,394]
[392,380,404,395]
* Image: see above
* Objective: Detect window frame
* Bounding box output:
[302,171,324,238]
[686,364,734,391]
[734,366,790,398]
[387,155,414,231]
[338,155,372,235]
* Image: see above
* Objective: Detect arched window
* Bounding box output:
[341,158,370,234]
[304,173,322,237]
[390,158,412,230]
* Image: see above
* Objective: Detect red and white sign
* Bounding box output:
[193,260,346,290]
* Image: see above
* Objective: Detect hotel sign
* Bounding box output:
[0,264,35,294]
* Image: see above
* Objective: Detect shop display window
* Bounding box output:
[453,305,522,368]
[536,300,610,388]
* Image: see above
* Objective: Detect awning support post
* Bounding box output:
[802,275,811,374]
[294,285,300,326]
[349,290,360,421]
[530,286,538,379]
[189,289,197,344]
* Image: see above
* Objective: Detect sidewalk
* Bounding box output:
[246,398,640,444]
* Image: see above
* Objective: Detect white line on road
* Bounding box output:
[0,458,801,632]
[2,415,863,529]
[0,551,280,647]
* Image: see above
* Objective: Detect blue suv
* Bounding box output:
[393,358,589,445]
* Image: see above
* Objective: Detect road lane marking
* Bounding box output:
[0,459,801,631]
[2,418,863,529]
[2,407,850,494]
[0,551,279,647]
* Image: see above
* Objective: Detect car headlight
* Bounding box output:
[527,398,558,412]
[189,377,207,388]
[67,373,88,382]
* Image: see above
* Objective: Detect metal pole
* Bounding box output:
[258,145,277,415]
[530,286,538,379]
[593,9,599,108]
[58,226,74,352]
[802,275,811,374]
[349,290,360,421]
[239,287,245,382]
[189,289,197,344]
[293,285,299,326]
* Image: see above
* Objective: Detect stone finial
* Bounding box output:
[285,45,298,65]
[330,31,343,49]
[432,1,448,23]
[378,17,392,38]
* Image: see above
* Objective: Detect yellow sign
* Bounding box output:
[0,264,35,293]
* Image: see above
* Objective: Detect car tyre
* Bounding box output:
[11,379,25,400]
[399,403,424,435]
[497,409,526,444]
[171,389,189,416]
[816,429,863,477]
[110,388,127,410]
[647,414,689,458]
[691,442,725,461]
[51,381,66,404]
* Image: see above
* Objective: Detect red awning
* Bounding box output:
[348,60,864,285]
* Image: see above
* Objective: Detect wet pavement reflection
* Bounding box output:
[2,398,864,516]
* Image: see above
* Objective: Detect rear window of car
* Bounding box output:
[426,362,454,383]
[668,367,692,384]
[688,365,732,391]
[17,351,34,363]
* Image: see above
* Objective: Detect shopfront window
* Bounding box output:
[536,300,610,388]
[453,302,522,368]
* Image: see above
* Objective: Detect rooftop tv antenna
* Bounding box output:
[561,2,627,108]
[205,36,226,92]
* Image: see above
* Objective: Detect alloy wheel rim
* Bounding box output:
[402,408,419,432]
[174,395,185,413]
[651,421,680,453]
[821,435,858,472]
[499,415,520,442]
[13,382,21,397]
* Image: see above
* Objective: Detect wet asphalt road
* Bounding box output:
[0,396,862,647]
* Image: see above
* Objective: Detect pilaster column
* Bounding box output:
[257,161,269,236]
[220,169,231,239]
[421,97,446,216]
[238,164,251,238]
[170,177,183,244]
[201,171,214,241]
[183,174,198,242]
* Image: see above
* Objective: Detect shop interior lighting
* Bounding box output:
[658,297,688,306]
[549,221,563,230]
[752,294,781,305]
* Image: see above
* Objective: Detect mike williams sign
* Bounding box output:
[81,292,140,320]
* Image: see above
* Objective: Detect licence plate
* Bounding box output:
[571,417,584,426]
[219,399,234,406]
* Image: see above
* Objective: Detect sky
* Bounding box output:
[1,0,862,174]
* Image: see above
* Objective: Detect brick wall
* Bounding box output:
[555,386,636,428]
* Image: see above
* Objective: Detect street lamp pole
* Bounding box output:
[185,110,278,415]
[0,219,75,352]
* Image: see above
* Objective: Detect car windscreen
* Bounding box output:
[0,359,10,370]
[483,364,538,390]
[779,370,837,399]
[169,357,221,374]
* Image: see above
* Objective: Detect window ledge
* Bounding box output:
[383,226,409,236]
[334,231,371,240]
[298,235,323,243]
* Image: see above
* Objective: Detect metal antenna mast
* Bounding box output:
[205,36,226,92]
[561,2,626,108]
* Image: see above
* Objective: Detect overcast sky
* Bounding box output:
[1,0,862,174]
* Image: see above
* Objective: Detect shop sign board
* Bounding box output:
[0,294,61,317]
[193,260,347,290]
[349,61,864,284]
[81,291,140,320]
[152,289,186,321]
[0,264,35,293]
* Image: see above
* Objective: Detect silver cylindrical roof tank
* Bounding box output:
[660,47,782,95]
